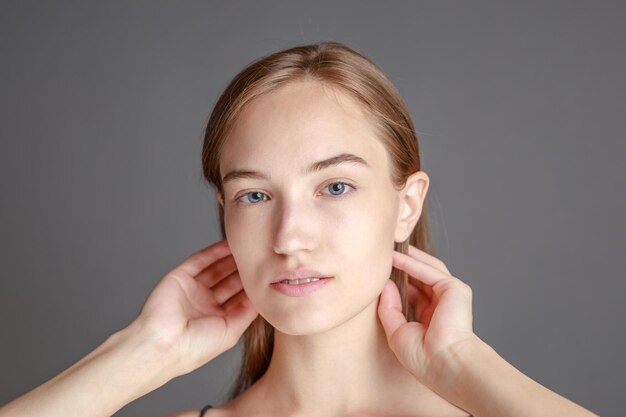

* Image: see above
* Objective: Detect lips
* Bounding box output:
[270,276,333,297]
[272,267,332,284]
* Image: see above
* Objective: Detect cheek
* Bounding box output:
[336,198,396,284]
[223,205,267,253]
[222,210,264,288]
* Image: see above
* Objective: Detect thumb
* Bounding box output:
[223,298,259,347]
[187,301,258,358]
[377,279,408,341]
[224,291,259,347]
[377,280,426,371]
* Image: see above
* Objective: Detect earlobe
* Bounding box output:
[394,171,429,242]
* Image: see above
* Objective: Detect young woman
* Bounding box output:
[0,41,598,417]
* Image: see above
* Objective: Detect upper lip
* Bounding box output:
[272,267,333,283]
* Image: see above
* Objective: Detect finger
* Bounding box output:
[426,279,473,331]
[406,282,421,321]
[222,287,251,312]
[404,272,433,300]
[407,281,433,323]
[377,280,408,340]
[195,254,238,288]
[394,251,471,310]
[378,280,427,370]
[407,278,434,301]
[174,240,232,277]
[407,281,423,310]
[407,245,451,275]
[392,251,453,287]
[212,271,245,306]
[407,280,420,304]
[222,292,259,348]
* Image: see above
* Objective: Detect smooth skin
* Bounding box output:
[0,240,599,417]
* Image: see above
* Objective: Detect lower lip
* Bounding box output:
[270,278,333,297]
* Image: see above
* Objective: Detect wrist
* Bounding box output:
[425,335,496,412]
[107,319,183,395]
[424,336,600,417]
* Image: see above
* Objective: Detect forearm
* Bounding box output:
[430,337,599,417]
[0,321,178,417]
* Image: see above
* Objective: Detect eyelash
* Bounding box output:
[234,181,357,206]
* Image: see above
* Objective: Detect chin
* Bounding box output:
[261,308,338,336]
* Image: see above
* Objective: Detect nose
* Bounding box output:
[272,196,316,256]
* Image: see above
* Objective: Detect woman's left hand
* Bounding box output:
[377,244,480,388]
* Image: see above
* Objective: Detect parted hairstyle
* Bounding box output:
[201,40,434,400]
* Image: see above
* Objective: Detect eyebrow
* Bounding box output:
[221,153,370,185]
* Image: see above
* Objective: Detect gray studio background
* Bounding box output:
[1,2,623,416]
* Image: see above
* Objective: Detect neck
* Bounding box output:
[246,296,449,417]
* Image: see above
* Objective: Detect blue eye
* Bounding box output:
[234,182,356,206]
[237,191,267,204]
[322,182,355,197]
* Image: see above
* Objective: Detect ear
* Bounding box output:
[394,171,430,243]
[216,190,224,208]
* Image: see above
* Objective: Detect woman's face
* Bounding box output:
[217,80,424,335]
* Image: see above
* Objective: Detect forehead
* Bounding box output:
[220,80,390,177]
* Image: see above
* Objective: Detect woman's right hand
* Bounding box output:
[132,239,259,376]
[0,239,257,417]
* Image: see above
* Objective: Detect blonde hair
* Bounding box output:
[201,40,434,400]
